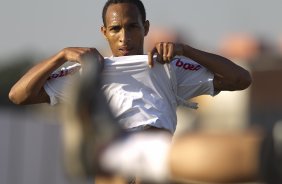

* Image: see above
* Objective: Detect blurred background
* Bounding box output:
[1,0,282,183]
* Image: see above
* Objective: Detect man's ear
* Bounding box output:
[144,20,150,36]
[101,26,108,40]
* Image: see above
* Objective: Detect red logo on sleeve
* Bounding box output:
[175,59,201,71]
[47,66,80,80]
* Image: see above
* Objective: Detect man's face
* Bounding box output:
[101,3,149,56]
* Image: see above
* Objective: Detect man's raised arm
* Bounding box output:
[148,42,252,92]
[9,47,103,105]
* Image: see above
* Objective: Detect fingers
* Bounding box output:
[62,47,104,66]
[167,43,174,61]
[147,43,161,68]
[163,42,168,61]
[147,47,156,68]
[148,42,177,67]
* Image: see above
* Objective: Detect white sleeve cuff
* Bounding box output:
[44,84,59,106]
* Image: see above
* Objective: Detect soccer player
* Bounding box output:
[8,0,262,183]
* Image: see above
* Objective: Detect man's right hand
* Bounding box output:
[60,47,104,66]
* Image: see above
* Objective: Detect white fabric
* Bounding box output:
[44,55,215,133]
[100,131,171,182]
[44,63,81,105]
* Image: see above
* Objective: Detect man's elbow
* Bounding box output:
[236,71,252,90]
[8,89,27,105]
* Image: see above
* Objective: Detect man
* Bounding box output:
[9,0,254,183]
[9,0,251,132]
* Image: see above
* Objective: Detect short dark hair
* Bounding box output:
[102,0,146,26]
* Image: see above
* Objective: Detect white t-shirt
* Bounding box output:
[44,55,216,133]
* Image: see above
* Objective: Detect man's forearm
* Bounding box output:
[182,44,252,90]
[9,51,66,104]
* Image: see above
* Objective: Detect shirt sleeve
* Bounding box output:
[44,63,81,106]
[171,56,218,100]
